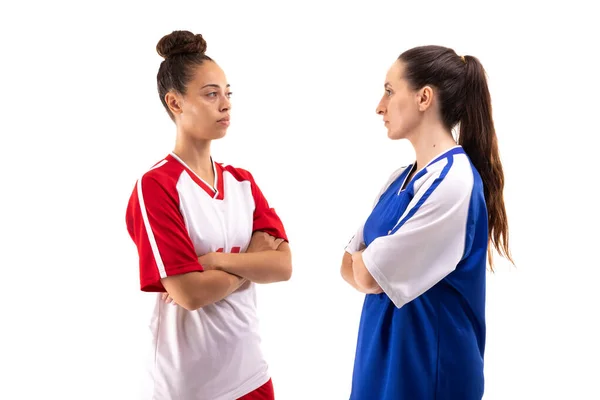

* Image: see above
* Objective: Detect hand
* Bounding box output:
[198,252,221,271]
[247,231,284,253]
[352,250,384,295]
[161,292,177,305]
[351,250,364,264]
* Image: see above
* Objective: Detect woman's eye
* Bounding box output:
[386,89,392,96]
[227,92,233,98]
[207,92,217,97]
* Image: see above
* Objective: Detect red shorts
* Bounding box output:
[237,378,274,400]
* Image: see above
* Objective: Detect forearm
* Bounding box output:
[351,251,383,294]
[341,251,367,292]
[193,270,246,308]
[162,270,245,311]
[341,251,382,294]
[215,246,292,284]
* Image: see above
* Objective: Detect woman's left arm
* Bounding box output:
[350,250,383,293]
[353,171,474,308]
[201,169,291,284]
[342,250,383,294]
[199,233,292,283]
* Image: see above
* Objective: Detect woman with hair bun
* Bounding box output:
[341,45,513,399]
[125,30,291,400]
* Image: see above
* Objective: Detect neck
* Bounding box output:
[408,118,457,171]
[173,129,213,176]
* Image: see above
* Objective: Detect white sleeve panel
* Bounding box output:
[345,166,408,254]
[361,164,473,308]
[345,224,366,254]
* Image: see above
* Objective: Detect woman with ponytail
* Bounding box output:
[341,46,512,399]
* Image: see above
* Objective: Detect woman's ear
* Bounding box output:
[416,85,434,112]
[165,92,183,116]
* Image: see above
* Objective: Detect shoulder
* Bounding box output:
[218,162,257,184]
[417,153,476,204]
[137,155,186,193]
[388,165,410,182]
[381,165,411,191]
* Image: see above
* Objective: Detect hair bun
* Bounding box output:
[156,30,207,59]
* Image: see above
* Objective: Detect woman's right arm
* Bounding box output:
[341,227,381,293]
[341,250,383,294]
[341,251,365,292]
[161,271,246,311]
[340,167,408,293]
[126,174,244,311]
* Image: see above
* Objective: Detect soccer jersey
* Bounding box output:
[345,146,488,399]
[126,152,287,400]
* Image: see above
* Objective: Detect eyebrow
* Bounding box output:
[201,84,231,89]
[384,82,392,87]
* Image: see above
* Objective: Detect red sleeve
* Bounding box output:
[126,174,203,292]
[250,177,288,242]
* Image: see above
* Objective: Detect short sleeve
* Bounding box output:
[250,177,288,242]
[126,175,202,292]
[361,169,473,308]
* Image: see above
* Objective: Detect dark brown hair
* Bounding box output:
[156,30,213,120]
[399,45,513,270]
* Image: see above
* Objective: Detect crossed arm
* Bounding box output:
[341,249,383,294]
[198,233,291,284]
[161,231,292,311]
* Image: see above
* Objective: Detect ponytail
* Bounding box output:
[459,56,513,269]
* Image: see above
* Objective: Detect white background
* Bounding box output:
[1,1,599,399]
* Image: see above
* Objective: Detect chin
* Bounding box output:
[388,123,414,140]
[211,128,228,140]
[387,129,403,140]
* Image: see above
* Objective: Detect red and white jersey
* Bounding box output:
[125,152,288,400]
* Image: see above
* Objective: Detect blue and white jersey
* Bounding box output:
[346,146,488,400]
